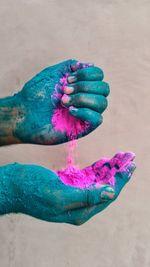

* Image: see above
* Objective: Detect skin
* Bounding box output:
[0,59,135,225]
[0,161,136,225]
[0,59,110,146]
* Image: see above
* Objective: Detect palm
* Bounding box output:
[13,152,135,225]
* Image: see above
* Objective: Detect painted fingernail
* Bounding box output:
[101,187,115,200]
[64,86,74,94]
[68,75,77,83]
[61,94,70,104]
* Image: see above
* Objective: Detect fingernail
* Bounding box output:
[82,63,94,68]
[61,94,70,104]
[68,75,77,83]
[69,106,78,113]
[64,86,74,94]
[126,162,136,177]
[101,187,115,200]
[87,63,94,67]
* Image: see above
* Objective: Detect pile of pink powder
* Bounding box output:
[57,152,135,189]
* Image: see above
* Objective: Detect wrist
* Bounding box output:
[0,94,24,145]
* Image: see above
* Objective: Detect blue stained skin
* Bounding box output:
[0,162,136,225]
[0,59,110,145]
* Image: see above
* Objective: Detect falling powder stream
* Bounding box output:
[66,140,78,167]
[51,66,90,169]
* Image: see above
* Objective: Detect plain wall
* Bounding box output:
[0,0,150,266]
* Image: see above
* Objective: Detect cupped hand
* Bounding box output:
[13,59,109,144]
[11,159,135,225]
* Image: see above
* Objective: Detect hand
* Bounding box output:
[0,158,136,225]
[0,59,109,145]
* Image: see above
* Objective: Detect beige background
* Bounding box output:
[0,0,150,266]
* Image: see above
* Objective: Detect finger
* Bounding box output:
[50,184,115,224]
[64,81,110,97]
[67,67,104,83]
[51,200,111,225]
[114,162,136,197]
[61,59,93,73]
[70,60,94,72]
[86,152,135,173]
[68,161,136,225]
[62,184,115,212]
[53,163,136,225]
[109,151,135,170]
[61,93,108,113]
[72,161,136,225]
[69,108,103,129]
[91,152,136,195]
[85,184,115,205]
[34,59,93,82]
[60,59,78,73]
[27,163,136,225]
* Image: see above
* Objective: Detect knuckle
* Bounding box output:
[67,59,78,71]
[95,67,104,79]
[75,93,84,103]
[98,115,103,125]
[74,82,84,93]
[68,58,77,64]
[103,82,110,96]
[72,220,85,226]
[78,71,86,80]
[91,115,103,129]
[102,97,108,110]
[77,81,85,91]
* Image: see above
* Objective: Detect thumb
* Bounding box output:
[85,184,115,206]
[69,107,103,132]
[64,59,94,72]
[70,60,94,72]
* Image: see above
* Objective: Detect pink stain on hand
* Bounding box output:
[57,152,135,189]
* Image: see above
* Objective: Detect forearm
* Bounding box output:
[0,163,18,215]
[0,95,22,145]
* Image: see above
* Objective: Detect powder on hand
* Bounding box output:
[51,71,90,140]
[57,152,135,189]
[51,62,135,189]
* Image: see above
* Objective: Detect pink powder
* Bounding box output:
[57,152,135,189]
[51,62,91,168]
[66,139,78,167]
[52,71,90,140]
[52,106,89,140]
[51,63,135,189]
